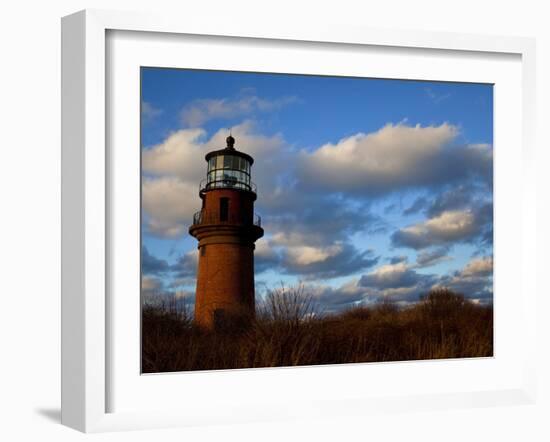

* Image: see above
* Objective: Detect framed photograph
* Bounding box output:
[61,9,537,432]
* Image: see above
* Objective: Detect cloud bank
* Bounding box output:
[141,113,493,310]
[181,92,298,127]
[298,123,492,195]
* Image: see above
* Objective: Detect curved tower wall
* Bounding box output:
[189,139,263,330]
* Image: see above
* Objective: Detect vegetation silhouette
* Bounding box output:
[142,286,493,373]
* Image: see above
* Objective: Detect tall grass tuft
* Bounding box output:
[142,287,493,373]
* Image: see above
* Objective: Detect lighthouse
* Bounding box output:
[189,135,264,330]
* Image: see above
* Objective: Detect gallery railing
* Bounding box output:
[192,210,262,228]
[199,178,257,194]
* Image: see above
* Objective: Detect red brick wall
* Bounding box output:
[203,188,254,224]
[190,188,261,330]
[194,241,255,329]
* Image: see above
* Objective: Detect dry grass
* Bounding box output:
[141,287,493,373]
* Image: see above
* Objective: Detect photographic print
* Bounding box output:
[141,68,493,373]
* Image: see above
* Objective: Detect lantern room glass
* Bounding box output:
[207,154,252,191]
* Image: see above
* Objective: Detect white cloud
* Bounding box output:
[360,262,417,289]
[392,209,478,249]
[300,123,455,189]
[141,122,287,238]
[432,256,493,300]
[377,286,419,300]
[358,259,438,302]
[142,128,206,181]
[141,128,208,237]
[181,94,298,127]
[142,177,197,237]
[141,101,162,123]
[285,243,344,266]
[415,247,452,268]
[461,256,493,277]
[298,123,492,194]
[417,210,475,237]
[267,228,378,279]
[142,275,162,292]
[255,238,279,261]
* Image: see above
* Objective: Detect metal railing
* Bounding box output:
[192,210,262,227]
[199,178,257,194]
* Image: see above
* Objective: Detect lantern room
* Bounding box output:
[203,135,255,193]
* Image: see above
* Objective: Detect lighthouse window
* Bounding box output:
[224,155,233,169]
[220,197,229,221]
[240,158,246,171]
[205,153,252,191]
[224,170,238,180]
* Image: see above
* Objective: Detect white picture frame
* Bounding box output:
[61,9,537,433]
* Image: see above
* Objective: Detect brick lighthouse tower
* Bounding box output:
[189,135,264,330]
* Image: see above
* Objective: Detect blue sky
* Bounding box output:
[141,67,493,312]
